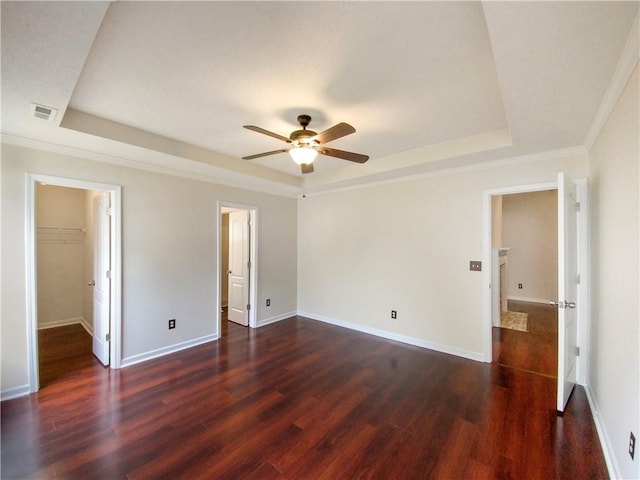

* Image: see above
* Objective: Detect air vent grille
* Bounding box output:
[29,102,58,123]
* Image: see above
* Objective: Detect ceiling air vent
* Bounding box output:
[29,102,58,123]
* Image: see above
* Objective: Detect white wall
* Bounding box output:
[502,190,558,302]
[36,184,86,328]
[298,153,587,359]
[588,63,639,479]
[1,143,297,395]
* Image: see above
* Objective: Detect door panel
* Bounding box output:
[557,173,578,411]
[228,210,249,326]
[92,192,110,365]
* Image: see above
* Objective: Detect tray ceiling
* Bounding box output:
[2,1,638,196]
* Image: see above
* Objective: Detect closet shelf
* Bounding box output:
[37,226,86,245]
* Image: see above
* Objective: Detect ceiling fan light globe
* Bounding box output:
[289,147,317,165]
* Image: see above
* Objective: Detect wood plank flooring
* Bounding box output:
[2,315,607,479]
[38,323,105,388]
[492,300,558,377]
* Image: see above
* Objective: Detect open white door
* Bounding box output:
[228,210,250,326]
[92,192,111,365]
[556,172,578,412]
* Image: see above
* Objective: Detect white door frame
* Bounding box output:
[217,201,258,333]
[26,173,122,393]
[482,178,588,386]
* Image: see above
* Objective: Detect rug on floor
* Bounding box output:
[500,310,528,332]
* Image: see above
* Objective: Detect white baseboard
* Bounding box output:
[39,316,81,329]
[79,318,93,335]
[257,311,296,328]
[38,317,93,335]
[1,384,30,402]
[584,385,619,480]
[298,311,485,363]
[507,296,554,305]
[121,334,218,368]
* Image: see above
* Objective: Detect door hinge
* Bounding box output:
[575,202,581,212]
[247,261,251,269]
[247,304,251,311]
[575,346,580,356]
[576,273,581,284]
[106,333,111,342]
[106,270,111,278]
[106,207,113,216]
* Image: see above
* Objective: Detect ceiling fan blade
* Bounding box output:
[319,147,369,164]
[242,149,288,160]
[301,163,314,174]
[313,122,355,144]
[243,125,291,143]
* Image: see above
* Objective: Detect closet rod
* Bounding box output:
[37,226,86,233]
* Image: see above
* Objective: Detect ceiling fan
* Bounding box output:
[242,114,369,174]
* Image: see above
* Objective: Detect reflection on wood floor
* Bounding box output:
[493,300,558,377]
[39,307,241,388]
[6,308,605,479]
[38,323,102,388]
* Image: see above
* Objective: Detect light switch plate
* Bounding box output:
[470,261,482,271]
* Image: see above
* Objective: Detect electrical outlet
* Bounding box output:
[168,319,176,329]
[518,283,523,289]
[391,310,397,319]
[266,298,271,307]
[630,431,635,459]
[469,261,482,271]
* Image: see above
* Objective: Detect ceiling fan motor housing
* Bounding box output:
[290,129,318,146]
[290,115,317,146]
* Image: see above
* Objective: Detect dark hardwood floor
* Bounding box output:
[38,323,104,388]
[492,300,558,377]
[3,315,607,479]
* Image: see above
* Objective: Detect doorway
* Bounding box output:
[35,184,104,385]
[482,175,588,412]
[217,202,257,337]
[491,189,559,377]
[26,174,122,393]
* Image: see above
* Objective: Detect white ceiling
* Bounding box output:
[2,1,638,197]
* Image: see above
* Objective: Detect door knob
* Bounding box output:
[550,300,576,309]
[88,280,95,286]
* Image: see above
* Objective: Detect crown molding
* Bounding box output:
[1,133,301,198]
[301,145,587,198]
[584,13,639,150]
[2,133,587,201]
